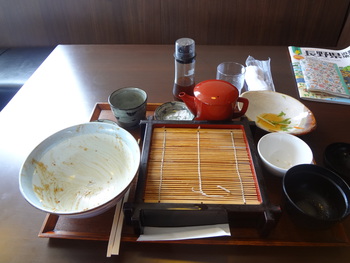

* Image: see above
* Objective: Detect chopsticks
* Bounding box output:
[107,138,139,257]
[106,189,130,257]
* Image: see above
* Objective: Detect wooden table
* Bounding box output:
[1,45,350,263]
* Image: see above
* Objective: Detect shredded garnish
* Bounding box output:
[257,111,292,131]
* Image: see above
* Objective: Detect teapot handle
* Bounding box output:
[232,97,249,119]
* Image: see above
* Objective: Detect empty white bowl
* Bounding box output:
[257,132,313,177]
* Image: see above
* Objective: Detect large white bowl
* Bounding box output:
[258,132,313,177]
[240,90,316,135]
[19,122,140,218]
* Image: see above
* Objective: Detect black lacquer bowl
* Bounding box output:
[324,142,350,185]
[283,164,350,229]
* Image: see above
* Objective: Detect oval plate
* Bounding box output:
[240,90,316,135]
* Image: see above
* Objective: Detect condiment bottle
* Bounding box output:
[172,38,196,100]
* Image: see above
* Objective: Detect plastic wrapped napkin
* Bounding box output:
[245,56,275,92]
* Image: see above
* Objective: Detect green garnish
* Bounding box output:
[257,112,292,130]
[257,116,291,126]
[257,115,276,127]
[271,118,291,126]
[280,125,292,131]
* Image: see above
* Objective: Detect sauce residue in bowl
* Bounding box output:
[257,112,292,132]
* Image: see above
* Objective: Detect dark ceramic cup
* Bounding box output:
[108,87,147,129]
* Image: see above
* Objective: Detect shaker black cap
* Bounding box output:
[175,38,196,62]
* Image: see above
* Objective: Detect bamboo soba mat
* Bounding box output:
[143,126,262,205]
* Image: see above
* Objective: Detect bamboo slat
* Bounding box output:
[143,127,262,205]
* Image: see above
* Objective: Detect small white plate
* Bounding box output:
[154,101,194,121]
[240,91,316,135]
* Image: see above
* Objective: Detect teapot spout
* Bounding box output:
[178,92,197,116]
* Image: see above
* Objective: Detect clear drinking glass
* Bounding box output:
[216,62,246,94]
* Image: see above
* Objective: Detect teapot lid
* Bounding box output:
[194,80,238,105]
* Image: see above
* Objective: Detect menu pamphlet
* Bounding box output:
[288,45,350,105]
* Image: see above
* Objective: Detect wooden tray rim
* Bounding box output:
[38,102,350,247]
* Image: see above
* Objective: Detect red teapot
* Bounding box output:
[179,79,249,121]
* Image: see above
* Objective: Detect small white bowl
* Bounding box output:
[257,132,313,177]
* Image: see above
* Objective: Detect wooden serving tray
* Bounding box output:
[38,103,350,246]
